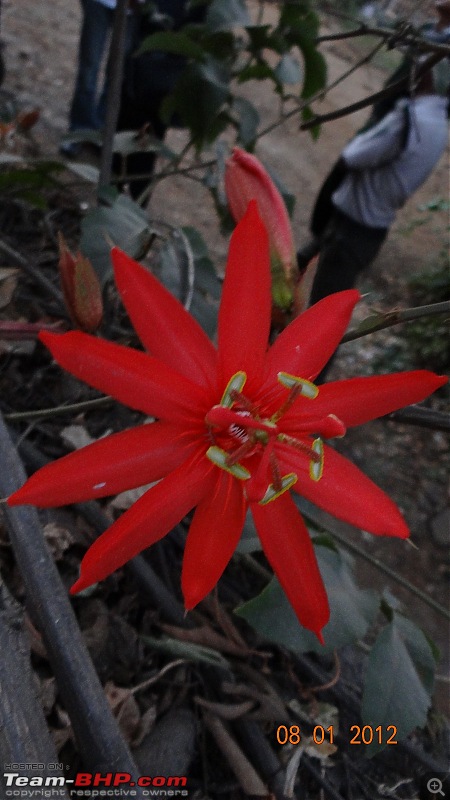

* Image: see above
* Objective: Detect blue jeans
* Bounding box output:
[69,0,115,131]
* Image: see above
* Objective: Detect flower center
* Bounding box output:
[205,371,328,504]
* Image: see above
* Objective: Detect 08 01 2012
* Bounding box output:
[276,725,398,746]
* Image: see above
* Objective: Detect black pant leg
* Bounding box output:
[309,210,387,306]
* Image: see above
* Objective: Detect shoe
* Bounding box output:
[59,140,82,158]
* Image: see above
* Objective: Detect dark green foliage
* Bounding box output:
[405,260,450,371]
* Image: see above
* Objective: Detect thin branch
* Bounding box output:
[342,301,450,342]
[258,37,389,141]
[98,0,129,191]
[4,395,113,422]
[387,406,450,432]
[301,51,447,130]
[331,531,450,620]
[299,500,450,621]
[0,239,64,308]
[317,24,450,56]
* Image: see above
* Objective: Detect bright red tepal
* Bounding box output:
[8,202,446,642]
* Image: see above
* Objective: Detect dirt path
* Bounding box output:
[1,0,449,709]
[2,0,448,268]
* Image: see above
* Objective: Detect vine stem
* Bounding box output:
[300,502,450,621]
[342,300,450,342]
[331,529,450,621]
[4,395,113,422]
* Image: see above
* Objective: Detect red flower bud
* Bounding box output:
[225,147,298,318]
[58,232,103,333]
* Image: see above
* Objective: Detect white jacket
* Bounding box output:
[333,95,449,229]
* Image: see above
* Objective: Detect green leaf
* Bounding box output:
[236,512,261,554]
[245,24,277,52]
[189,292,218,339]
[80,194,155,283]
[299,43,327,100]
[206,0,250,31]
[275,54,302,85]
[170,58,230,147]
[157,229,194,307]
[237,62,278,84]
[391,614,438,694]
[142,635,230,668]
[137,30,205,60]
[361,616,434,755]
[279,2,318,31]
[232,96,260,147]
[60,128,103,146]
[301,104,320,140]
[201,30,236,59]
[64,161,100,184]
[112,130,176,159]
[181,226,220,297]
[236,546,379,654]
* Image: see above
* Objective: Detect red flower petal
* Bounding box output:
[285,445,410,539]
[218,201,271,393]
[112,248,217,391]
[252,492,329,642]
[39,331,209,423]
[8,422,200,508]
[261,290,359,391]
[70,454,215,593]
[311,371,448,428]
[182,470,246,609]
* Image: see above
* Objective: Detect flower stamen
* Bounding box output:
[206,445,251,480]
[277,372,319,398]
[259,473,298,505]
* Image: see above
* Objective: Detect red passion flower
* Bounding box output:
[8,202,446,641]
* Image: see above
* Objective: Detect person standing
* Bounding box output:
[61,0,140,156]
[302,73,449,308]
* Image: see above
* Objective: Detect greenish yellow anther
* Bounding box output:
[277,372,319,399]
[259,473,298,505]
[206,445,251,480]
[220,372,247,408]
[309,438,324,481]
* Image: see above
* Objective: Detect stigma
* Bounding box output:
[204,371,338,504]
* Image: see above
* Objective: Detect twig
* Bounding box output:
[98,0,128,191]
[342,301,450,342]
[301,755,347,800]
[0,412,145,789]
[317,24,450,56]
[4,395,113,422]
[388,405,450,433]
[233,718,291,800]
[0,320,64,340]
[300,500,450,621]
[301,51,447,129]
[0,238,64,307]
[203,712,269,796]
